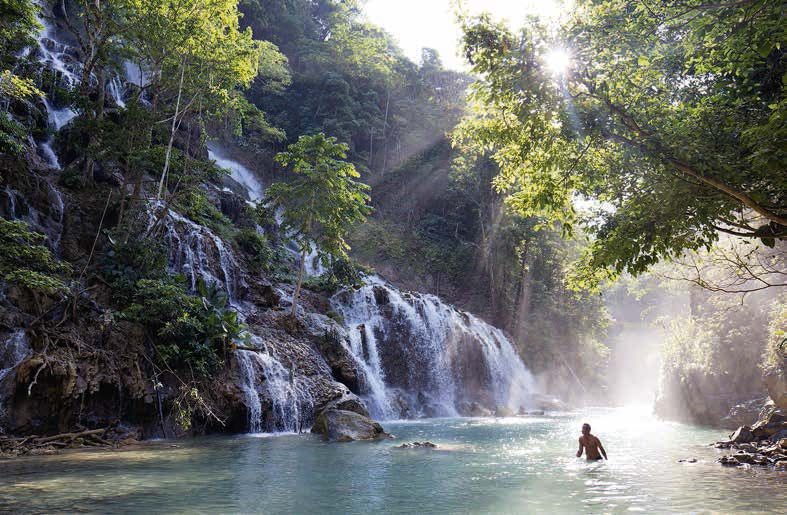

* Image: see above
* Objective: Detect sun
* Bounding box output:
[545,48,571,75]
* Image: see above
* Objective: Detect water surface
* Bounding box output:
[1,407,784,513]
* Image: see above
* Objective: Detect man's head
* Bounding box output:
[582,423,591,435]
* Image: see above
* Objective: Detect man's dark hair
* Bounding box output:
[582,423,591,431]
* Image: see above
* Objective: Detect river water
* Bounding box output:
[0,407,784,514]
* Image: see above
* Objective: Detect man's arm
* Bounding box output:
[597,438,608,460]
[576,438,583,458]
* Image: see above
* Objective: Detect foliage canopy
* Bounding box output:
[456,0,786,285]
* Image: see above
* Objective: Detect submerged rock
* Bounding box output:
[396,441,437,449]
[311,408,388,442]
[719,456,742,466]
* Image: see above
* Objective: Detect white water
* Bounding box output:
[32,11,130,168]
[159,208,243,302]
[107,76,126,108]
[207,143,264,202]
[0,330,31,432]
[3,185,64,252]
[235,333,316,434]
[331,277,537,420]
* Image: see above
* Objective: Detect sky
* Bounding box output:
[364,0,569,70]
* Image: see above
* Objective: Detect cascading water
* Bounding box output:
[331,277,537,419]
[154,198,316,433]
[2,185,65,252]
[206,148,537,424]
[31,9,130,168]
[0,330,31,432]
[235,333,315,433]
[156,207,244,302]
[33,14,77,167]
[207,143,264,202]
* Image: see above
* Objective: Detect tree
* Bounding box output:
[267,133,372,316]
[119,0,263,198]
[455,1,786,286]
[0,0,40,155]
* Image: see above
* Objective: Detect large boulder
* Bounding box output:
[751,408,786,438]
[723,397,769,429]
[730,426,754,443]
[320,392,370,418]
[311,409,388,442]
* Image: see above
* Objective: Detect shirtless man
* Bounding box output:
[576,423,607,461]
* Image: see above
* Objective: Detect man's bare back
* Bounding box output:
[576,423,607,461]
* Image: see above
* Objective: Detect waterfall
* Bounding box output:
[107,76,126,108]
[207,143,264,202]
[0,330,31,432]
[331,277,537,419]
[2,185,65,253]
[235,334,315,433]
[159,208,244,302]
[31,10,129,168]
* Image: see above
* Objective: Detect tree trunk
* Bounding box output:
[291,246,307,317]
[157,59,186,200]
[381,88,390,174]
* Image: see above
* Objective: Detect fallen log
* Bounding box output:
[35,428,106,445]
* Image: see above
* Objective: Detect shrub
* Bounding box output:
[0,218,70,295]
[234,228,287,275]
[101,232,168,302]
[123,277,246,376]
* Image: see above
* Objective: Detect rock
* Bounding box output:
[311,409,388,442]
[733,452,759,465]
[530,394,568,412]
[396,441,437,449]
[769,428,787,442]
[730,425,754,443]
[320,392,370,418]
[678,458,697,463]
[775,460,787,470]
[780,438,787,449]
[458,401,492,417]
[495,406,515,417]
[723,397,769,429]
[751,411,786,439]
[719,456,742,466]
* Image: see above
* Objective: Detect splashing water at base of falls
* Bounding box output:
[331,277,537,420]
